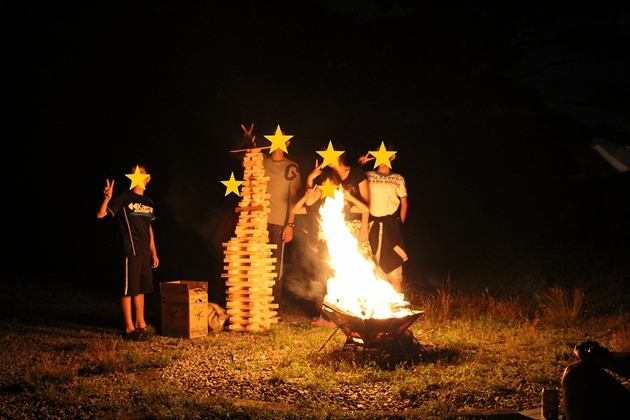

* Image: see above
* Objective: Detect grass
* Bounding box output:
[0,271,628,419]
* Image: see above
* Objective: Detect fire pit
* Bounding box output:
[310,189,425,364]
[320,301,425,362]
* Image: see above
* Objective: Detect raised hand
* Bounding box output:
[103,179,114,200]
[358,152,375,166]
[307,159,323,188]
[240,123,256,146]
[305,186,320,198]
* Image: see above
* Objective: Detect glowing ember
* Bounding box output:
[320,190,413,319]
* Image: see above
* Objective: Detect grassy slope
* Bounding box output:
[0,273,628,419]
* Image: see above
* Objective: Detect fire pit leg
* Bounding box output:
[392,331,425,360]
[410,334,426,354]
[319,328,340,351]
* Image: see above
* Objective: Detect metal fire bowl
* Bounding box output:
[322,302,423,347]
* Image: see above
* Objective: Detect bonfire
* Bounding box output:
[319,189,413,319]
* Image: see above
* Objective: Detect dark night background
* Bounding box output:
[5,2,630,304]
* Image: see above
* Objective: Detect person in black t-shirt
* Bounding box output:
[291,170,369,326]
[97,165,159,341]
[307,143,370,251]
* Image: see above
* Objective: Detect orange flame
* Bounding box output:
[320,190,413,319]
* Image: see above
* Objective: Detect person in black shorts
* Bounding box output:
[97,165,159,341]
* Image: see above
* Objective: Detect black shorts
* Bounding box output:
[123,255,154,296]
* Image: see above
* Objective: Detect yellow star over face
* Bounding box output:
[126,166,150,190]
[316,141,344,169]
[221,172,243,196]
[317,178,338,199]
[369,142,397,169]
[264,125,293,153]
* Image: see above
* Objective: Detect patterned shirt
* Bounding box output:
[365,171,407,217]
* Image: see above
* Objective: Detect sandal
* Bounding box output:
[123,328,150,342]
[140,324,156,336]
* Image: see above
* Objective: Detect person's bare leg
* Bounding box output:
[121,296,135,333]
[133,294,147,329]
[389,266,404,294]
[388,279,402,293]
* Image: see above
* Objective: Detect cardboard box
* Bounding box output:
[160,281,208,339]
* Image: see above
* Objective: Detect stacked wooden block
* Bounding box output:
[222,148,279,331]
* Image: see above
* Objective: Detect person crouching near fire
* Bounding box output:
[291,167,369,326]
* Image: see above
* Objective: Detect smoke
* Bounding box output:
[162,174,238,266]
[283,228,332,310]
[162,173,337,313]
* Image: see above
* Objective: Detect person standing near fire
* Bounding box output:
[97,165,159,341]
[358,143,408,294]
[308,142,370,254]
[292,169,370,326]
[240,124,302,308]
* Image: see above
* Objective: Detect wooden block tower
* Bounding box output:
[222,148,279,331]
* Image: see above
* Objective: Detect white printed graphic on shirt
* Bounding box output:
[127,202,153,216]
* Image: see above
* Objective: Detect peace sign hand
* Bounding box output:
[358,152,375,166]
[240,123,256,146]
[103,179,114,200]
[305,186,320,198]
[307,159,323,188]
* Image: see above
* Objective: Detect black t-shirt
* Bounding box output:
[303,200,330,260]
[341,165,367,221]
[107,190,155,257]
